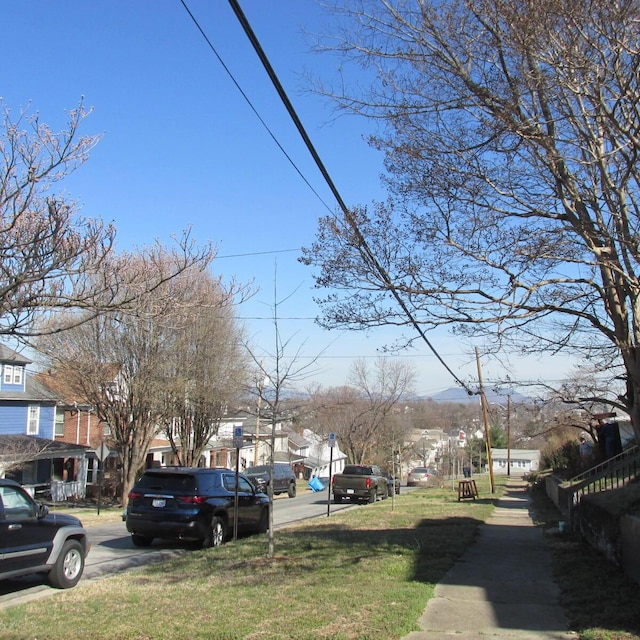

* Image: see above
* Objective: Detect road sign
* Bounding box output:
[328,432,336,448]
[233,426,244,449]
[94,443,110,462]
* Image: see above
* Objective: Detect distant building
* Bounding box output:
[490,448,541,476]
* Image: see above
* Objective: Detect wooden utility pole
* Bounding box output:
[475,348,495,493]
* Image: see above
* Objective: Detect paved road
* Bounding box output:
[0,486,362,609]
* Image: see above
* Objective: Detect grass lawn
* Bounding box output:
[2,476,640,640]
[1,477,500,640]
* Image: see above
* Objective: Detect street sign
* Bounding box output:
[233,426,244,449]
[328,432,336,448]
[94,443,110,462]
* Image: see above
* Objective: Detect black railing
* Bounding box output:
[558,444,640,523]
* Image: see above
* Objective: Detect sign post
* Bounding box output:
[327,433,336,517]
[93,443,110,516]
[233,427,243,541]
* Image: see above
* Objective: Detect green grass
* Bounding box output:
[2,477,639,640]
[47,504,124,527]
[0,479,498,640]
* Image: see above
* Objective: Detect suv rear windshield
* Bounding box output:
[245,466,269,474]
[136,473,197,492]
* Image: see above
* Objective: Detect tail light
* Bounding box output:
[365,478,372,489]
[177,495,206,505]
[128,491,143,501]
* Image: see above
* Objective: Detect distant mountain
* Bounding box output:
[427,387,532,404]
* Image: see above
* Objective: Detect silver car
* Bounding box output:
[407,467,439,487]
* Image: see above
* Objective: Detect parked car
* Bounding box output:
[0,478,90,589]
[332,464,388,504]
[243,464,297,498]
[407,467,439,487]
[384,474,402,496]
[125,467,270,548]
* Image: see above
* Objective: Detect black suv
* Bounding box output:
[125,467,270,548]
[0,478,90,589]
[243,464,297,498]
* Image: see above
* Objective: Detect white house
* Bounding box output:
[490,448,541,476]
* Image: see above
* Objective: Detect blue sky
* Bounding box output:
[2,1,573,395]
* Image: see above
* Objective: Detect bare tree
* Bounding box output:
[35,247,244,505]
[310,358,415,465]
[0,100,112,336]
[245,275,322,559]
[0,101,219,341]
[156,270,249,466]
[302,0,640,439]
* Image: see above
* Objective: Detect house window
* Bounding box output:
[2,365,23,385]
[27,405,40,435]
[54,408,65,436]
[103,423,111,436]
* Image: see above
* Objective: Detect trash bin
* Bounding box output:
[463,467,471,478]
[308,477,324,492]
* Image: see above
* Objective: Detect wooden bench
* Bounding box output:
[457,479,478,501]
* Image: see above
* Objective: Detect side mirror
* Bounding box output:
[37,503,49,519]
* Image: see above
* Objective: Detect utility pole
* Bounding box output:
[475,347,495,493]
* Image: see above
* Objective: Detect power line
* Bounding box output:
[178,0,334,215]
[179,0,475,396]
[216,248,300,260]
[225,0,476,396]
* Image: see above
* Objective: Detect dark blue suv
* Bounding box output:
[125,467,270,548]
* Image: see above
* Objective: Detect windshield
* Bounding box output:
[245,466,269,474]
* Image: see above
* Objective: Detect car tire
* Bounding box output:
[48,539,84,589]
[202,516,225,548]
[368,490,376,504]
[131,534,154,547]
[333,494,342,504]
[258,508,269,534]
[287,482,296,498]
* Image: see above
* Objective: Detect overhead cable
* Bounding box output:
[225,0,475,395]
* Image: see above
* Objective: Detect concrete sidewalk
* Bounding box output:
[401,478,576,640]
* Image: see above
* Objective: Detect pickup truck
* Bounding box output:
[331,464,388,504]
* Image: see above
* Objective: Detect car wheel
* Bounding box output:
[396,486,401,495]
[202,516,225,548]
[368,490,376,504]
[48,539,84,589]
[258,508,269,534]
[131,534,154,547]
[333,494,342,504]
[287,482,296,498]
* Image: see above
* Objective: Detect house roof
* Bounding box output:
[0,375,61,403]
[0,434,91,460]
[34,370,89,407]
[0,344,32,365]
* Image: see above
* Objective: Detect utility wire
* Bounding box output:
[179,0,334,215]
[226,0,475,395]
